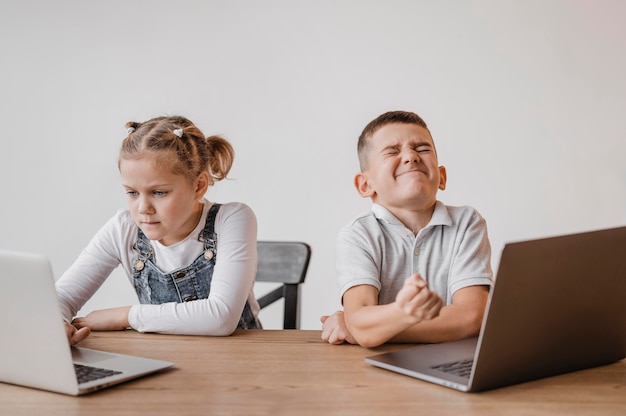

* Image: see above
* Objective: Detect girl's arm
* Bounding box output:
[55,214,126,322]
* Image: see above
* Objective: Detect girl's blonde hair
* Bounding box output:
[119,115,234,185]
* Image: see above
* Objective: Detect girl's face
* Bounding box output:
[120,156,208,246]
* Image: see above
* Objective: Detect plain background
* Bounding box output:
[1,0,624,329]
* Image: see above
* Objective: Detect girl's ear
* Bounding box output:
[354,172,375,199]
[438,166,447,191]
[195,171,211,198]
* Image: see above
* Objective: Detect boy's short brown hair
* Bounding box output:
[357,111,430,170]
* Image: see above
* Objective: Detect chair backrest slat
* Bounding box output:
[255,241,311,329]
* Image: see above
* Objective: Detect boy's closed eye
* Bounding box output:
[382,146,401,156]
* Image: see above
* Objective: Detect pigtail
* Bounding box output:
[205,135,234,182]
[125,121,141,135]
[120,121,143,158]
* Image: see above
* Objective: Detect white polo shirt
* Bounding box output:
[336,201,493,305]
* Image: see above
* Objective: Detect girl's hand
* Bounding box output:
[64,321,91,345]
[72,306,132,331]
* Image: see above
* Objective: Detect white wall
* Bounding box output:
[1,0,625,329]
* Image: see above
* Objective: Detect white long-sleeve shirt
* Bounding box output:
[55,199,259,336]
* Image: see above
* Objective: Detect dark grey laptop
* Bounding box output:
[0,250,174,395]
[365,226,626,392]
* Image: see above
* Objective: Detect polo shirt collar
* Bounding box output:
[430,201,453,227]
[371,201,452,231]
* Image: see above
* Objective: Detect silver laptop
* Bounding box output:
[365,226,626,392]
[0,250,174,395]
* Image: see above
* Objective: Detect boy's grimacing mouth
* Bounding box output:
[395,168,427,178]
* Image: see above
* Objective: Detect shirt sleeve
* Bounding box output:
[336,218,382,303]
[447,209,493,298]
[127,203,258,336]
[55,213,128,321]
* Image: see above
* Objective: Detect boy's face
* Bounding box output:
[355,122,446,212]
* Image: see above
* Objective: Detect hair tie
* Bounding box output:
[173,128,183,138]
[127,127,135,135]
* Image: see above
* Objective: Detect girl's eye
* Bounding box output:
[126,191,138,197]
[154,191,167,197]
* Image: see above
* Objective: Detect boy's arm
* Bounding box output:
[340,281,488,347]
[389,284,489,344]
[342,274,443,348]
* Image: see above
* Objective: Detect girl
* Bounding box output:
[57,115,261,345]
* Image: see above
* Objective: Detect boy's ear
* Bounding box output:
[354,172,375,198]
[438,166,447,190]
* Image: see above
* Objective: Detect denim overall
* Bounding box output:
[132,203,259,329]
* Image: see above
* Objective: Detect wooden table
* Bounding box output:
[1,330,624,415]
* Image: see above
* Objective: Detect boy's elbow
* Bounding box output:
[348,326,386,348]
[459,309,485,339]
[356,337,385,348]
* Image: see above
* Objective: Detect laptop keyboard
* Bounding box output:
[430,358,473,378]
[74,363,122,384]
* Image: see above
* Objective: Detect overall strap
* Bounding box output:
[132,229,154,272]
[198,203,221,261]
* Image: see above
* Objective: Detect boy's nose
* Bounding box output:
[402,149,420,164]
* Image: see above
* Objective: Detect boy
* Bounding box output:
[321,111,493,347]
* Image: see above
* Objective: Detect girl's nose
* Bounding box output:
[138,196,154,214]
